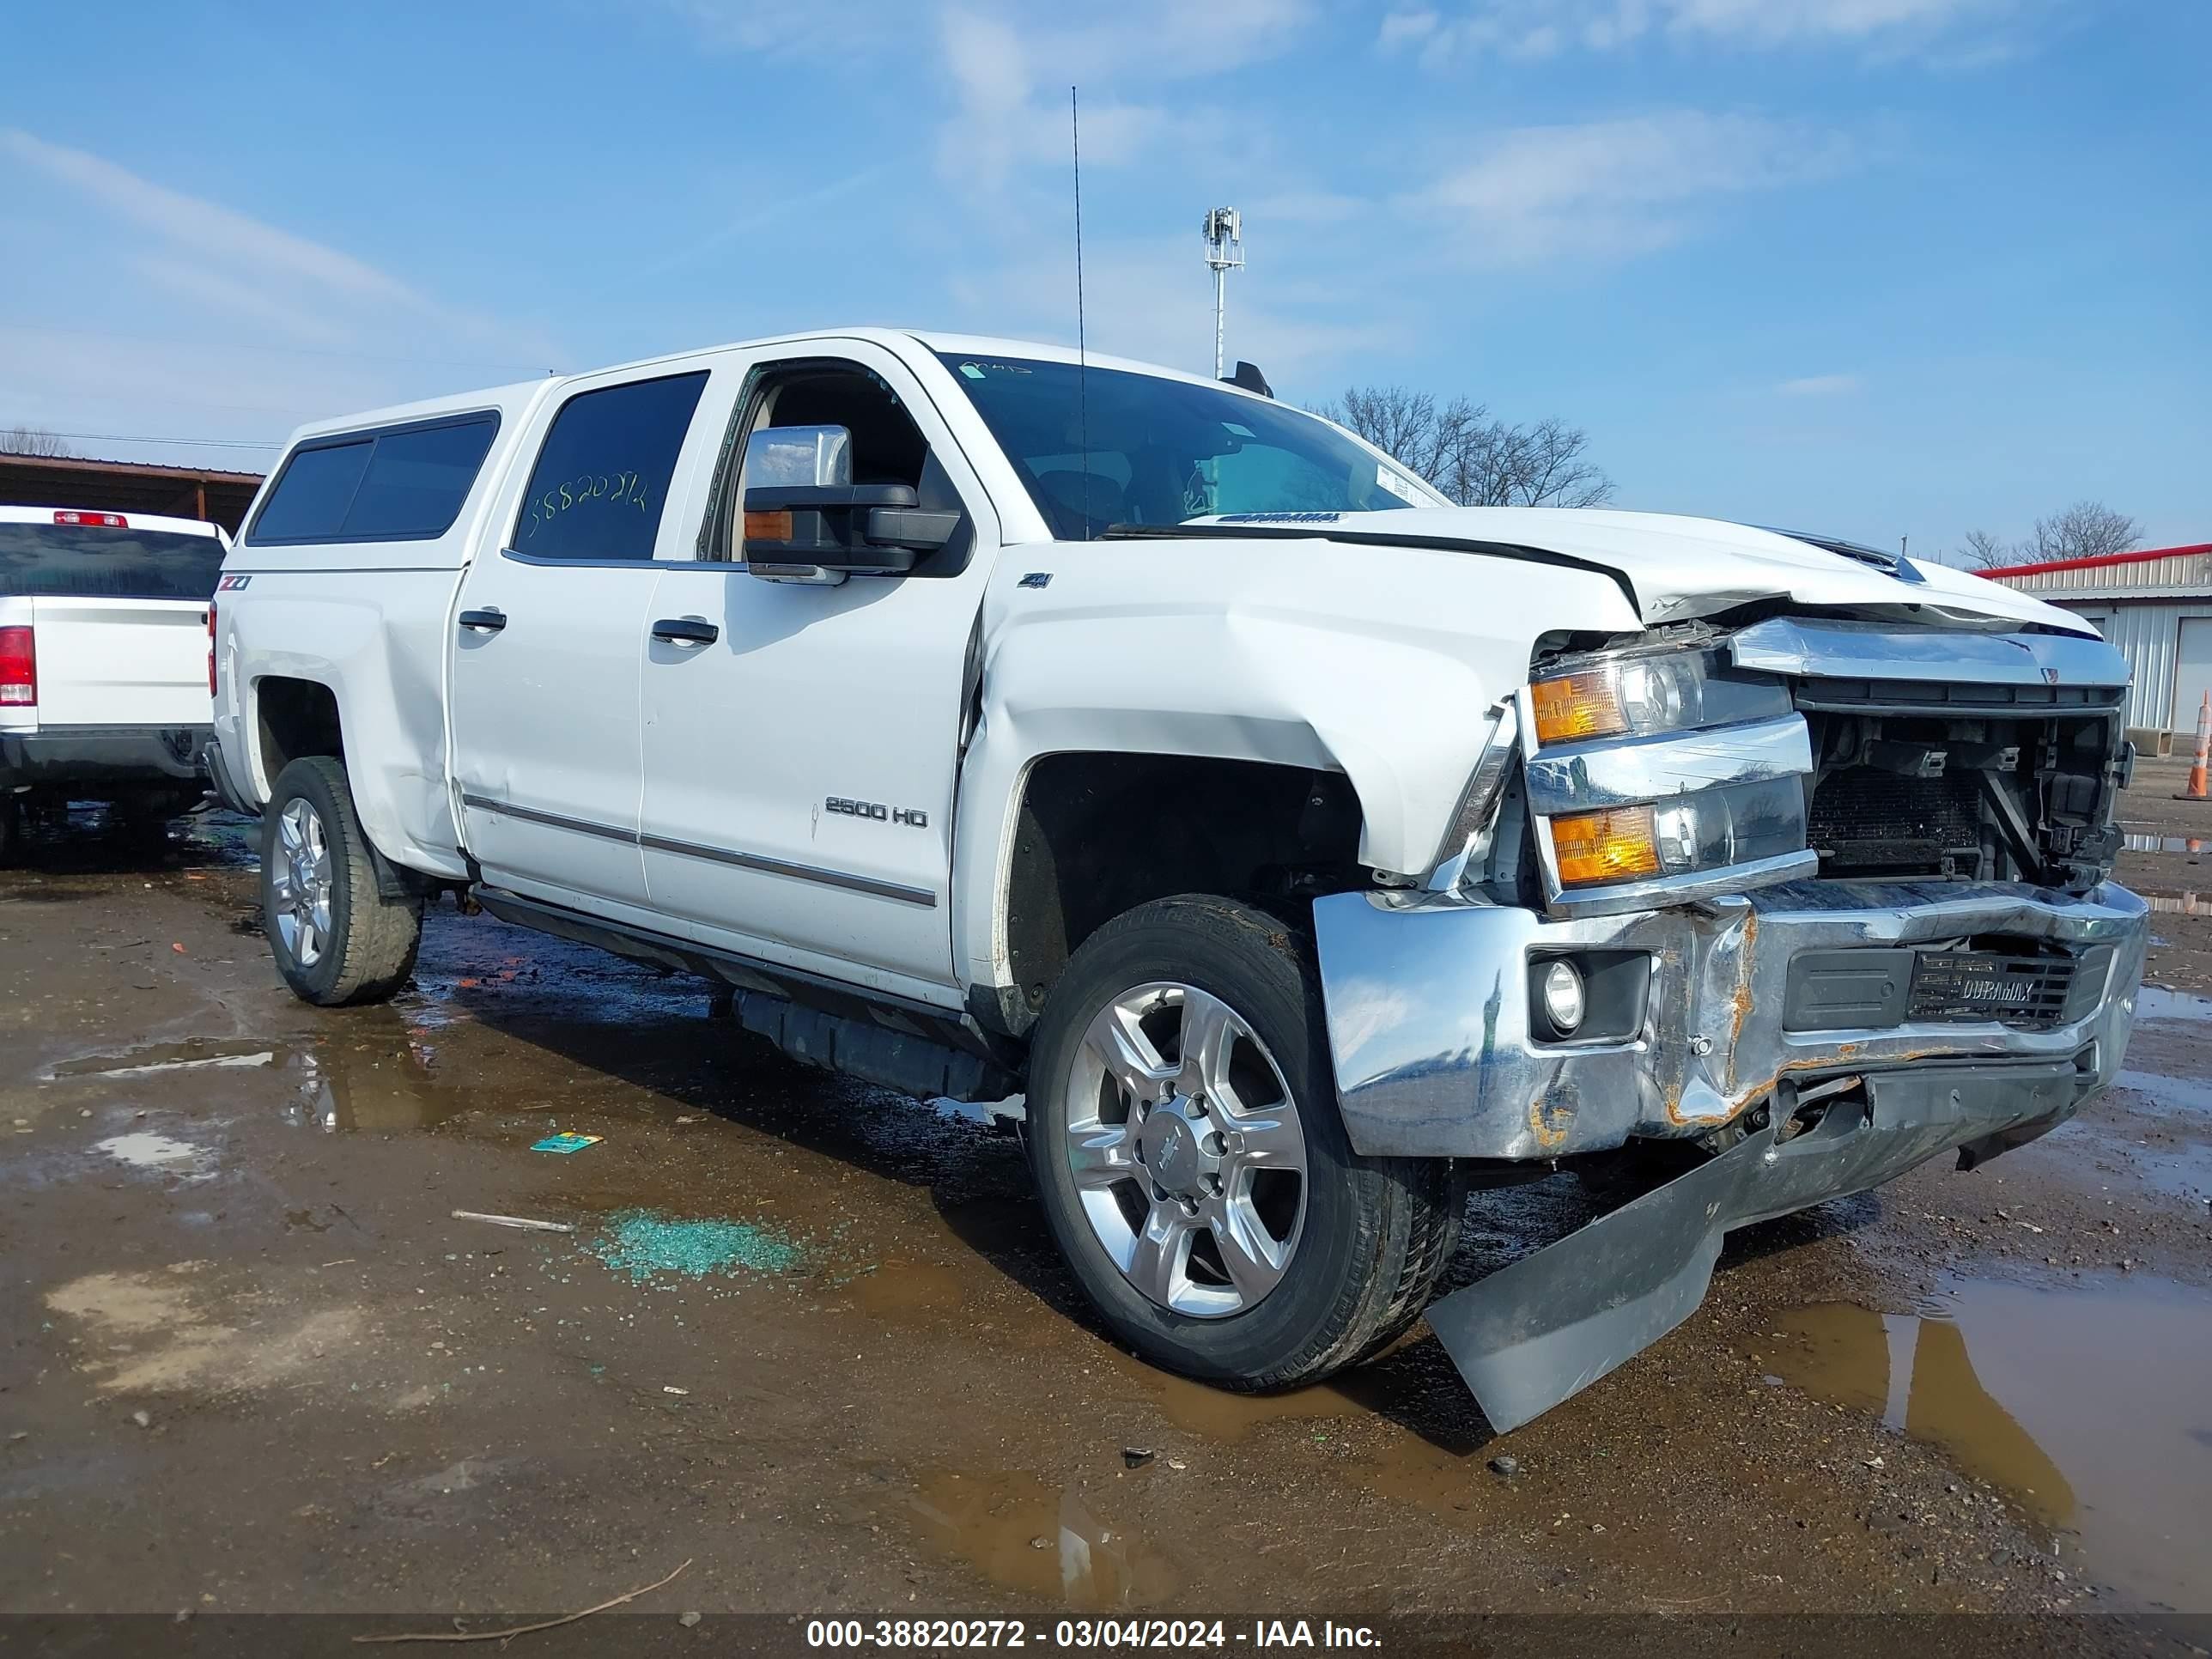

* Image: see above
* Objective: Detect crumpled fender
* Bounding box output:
[947,536,1641,993]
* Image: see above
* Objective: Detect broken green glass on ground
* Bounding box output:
[586,1210,805,1283]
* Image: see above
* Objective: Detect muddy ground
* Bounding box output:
[3,772,2209,1642]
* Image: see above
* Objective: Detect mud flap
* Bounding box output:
[1425,1055,2087,1433]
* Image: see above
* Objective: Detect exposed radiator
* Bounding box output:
[1808,766,1981,876]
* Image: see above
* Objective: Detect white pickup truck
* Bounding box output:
[3,505,223,858]
[210,329,2147,1429]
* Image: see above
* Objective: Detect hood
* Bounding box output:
[1194,507,2096,636]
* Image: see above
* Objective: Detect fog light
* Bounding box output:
[1540,958,1586,1036]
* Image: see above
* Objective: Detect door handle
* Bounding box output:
[459,607,507,634]
[651,617,719,647]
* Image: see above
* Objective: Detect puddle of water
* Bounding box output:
[289,1042,477,1134]
[2136,986,2212,1023]
[2122,833,2208,857]
[2133,1142,2212,1204]
[94,1132,212,1176]
[584,1210,805,1284]
[1774,1275,2212,1612]
[907,1472,1177,1607]
[2114,1069,2212,1118]
[47,1039,276,1081]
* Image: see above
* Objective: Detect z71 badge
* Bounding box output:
[826,796,927,828]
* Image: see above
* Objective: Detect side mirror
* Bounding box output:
[744,423,853,490]
[738,425,959,581]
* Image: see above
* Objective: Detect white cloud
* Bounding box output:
[944,233,1405,384]
[1379,0,2023,61]
[654,0,916,56]
[1379,10,1442,48]
[930,0,1314,190]
[3,128,422,313]
[0,129,558,461]
[1407,111,1858,264]
[1778,372,1864,397]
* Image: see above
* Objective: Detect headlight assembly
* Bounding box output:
[1523,636,1814,910]
[1528,644,1789,746]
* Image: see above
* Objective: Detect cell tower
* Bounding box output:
[1201,207,1243,381]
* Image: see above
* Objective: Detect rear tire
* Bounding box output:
[262,757,422,1006]
[1025,894,1457,1391]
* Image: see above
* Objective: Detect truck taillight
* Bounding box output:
[54,509,127,528]
[0,626,34,707]
[208,603,218,697]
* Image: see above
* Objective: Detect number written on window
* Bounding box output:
[514,372,708,562]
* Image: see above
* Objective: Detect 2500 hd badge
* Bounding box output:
[826,796,927,827]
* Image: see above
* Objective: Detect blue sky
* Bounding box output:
[3,0,2205,557]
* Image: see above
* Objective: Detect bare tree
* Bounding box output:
[0,425,74,458]
[2027,500,2141,562]
[1452,415,1613,509]
[1955,528,2014,569]
[1316,386,1614,509]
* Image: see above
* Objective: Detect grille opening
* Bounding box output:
[1797,694,2123,889]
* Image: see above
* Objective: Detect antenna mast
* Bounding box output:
[1201,206,1243,380]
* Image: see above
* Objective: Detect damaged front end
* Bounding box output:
[1312,616,2149,1431]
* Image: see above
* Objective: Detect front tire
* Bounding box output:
[262,757,422,1006]
[1026,895,1458,1391]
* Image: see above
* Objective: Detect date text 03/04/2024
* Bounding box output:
[803,1619,1382,1649]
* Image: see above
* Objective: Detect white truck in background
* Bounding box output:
[1,505,222,859]
[208,328,2147,1430]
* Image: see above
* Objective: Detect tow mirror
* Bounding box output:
[744,424,852,490]
[739,425,958,582]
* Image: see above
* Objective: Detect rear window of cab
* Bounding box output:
[0,522,226,601]
[248,412,500,545]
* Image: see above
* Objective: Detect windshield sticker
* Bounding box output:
[1214,511,1342,524]
[1375,467,1426,507]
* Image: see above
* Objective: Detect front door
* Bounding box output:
[448,368,711,912]
[638,344,998,999]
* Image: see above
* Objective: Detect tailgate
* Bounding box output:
[29,597,213,727]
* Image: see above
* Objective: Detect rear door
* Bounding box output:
[0,514,222,726]
[447,368,712,915]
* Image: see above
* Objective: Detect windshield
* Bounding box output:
[939,354,1438,538]
[0,523,225,601]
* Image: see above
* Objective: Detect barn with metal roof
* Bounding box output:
[1984,543,2212,750]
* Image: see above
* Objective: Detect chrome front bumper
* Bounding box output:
[1316,877,2149,1431]
[1313,878,2150,1161]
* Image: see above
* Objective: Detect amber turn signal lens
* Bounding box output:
[1530,670,1627,744]
[1552,805,1662,886]
[744,509,793,543]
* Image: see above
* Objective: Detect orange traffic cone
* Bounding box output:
[2180,690,2212,801]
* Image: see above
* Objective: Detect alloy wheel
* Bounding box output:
[270,798,333,968]
[1060,981,1308,1317]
